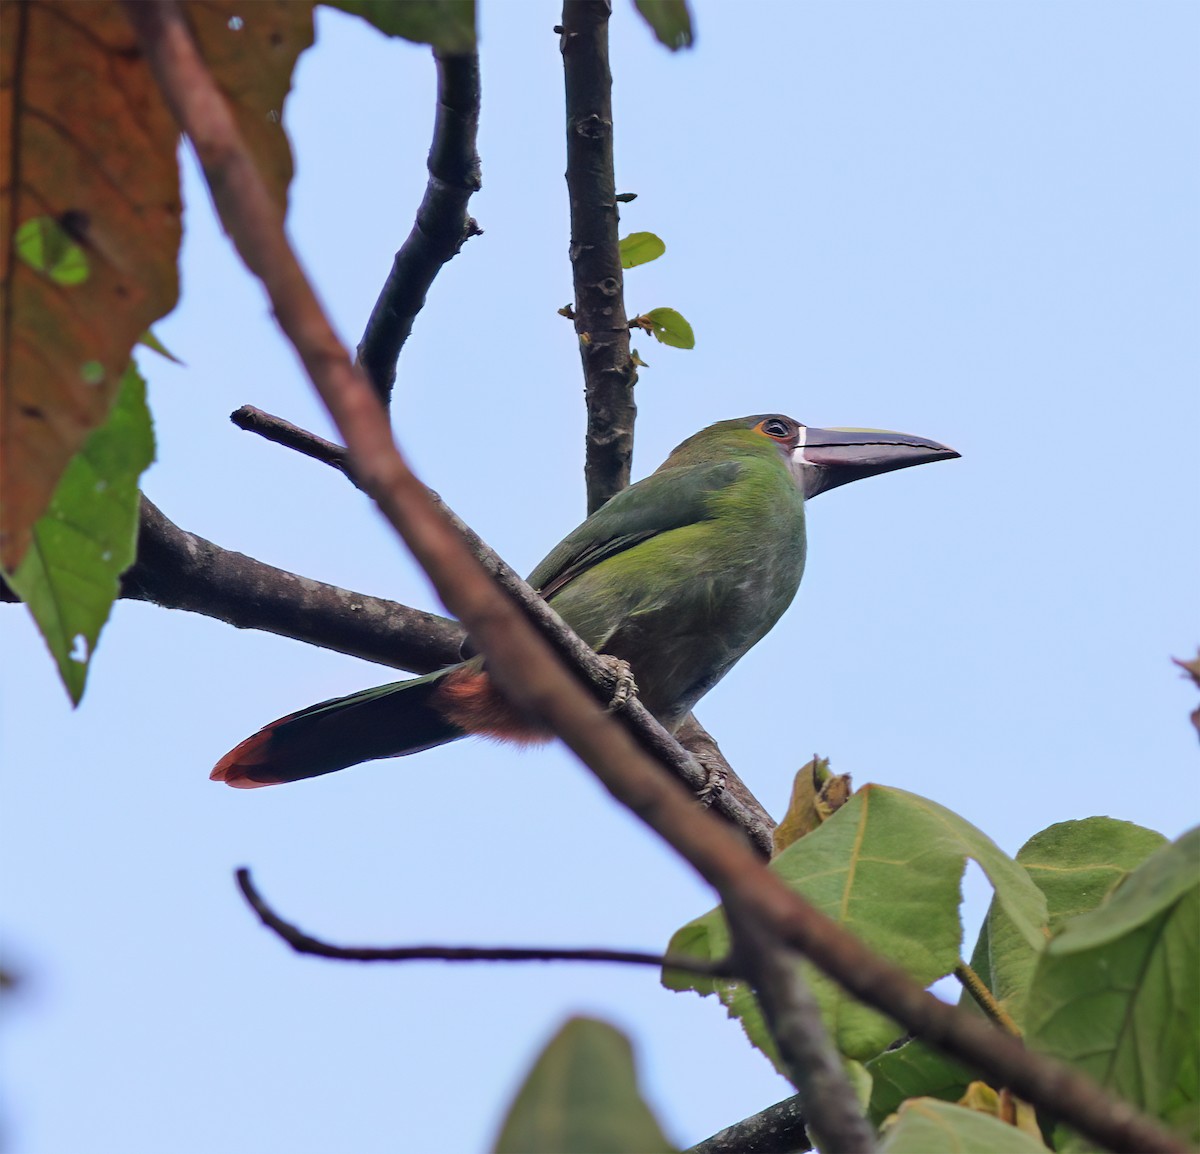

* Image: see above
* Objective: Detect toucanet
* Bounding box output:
[212,414,957,787]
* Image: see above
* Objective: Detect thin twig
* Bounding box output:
[230,404,779,856]
[230,405,359,483]
[357,51,482,402]
[954,961,1022,1037]
[561,1,637,513]
[684,1094,811,1154]
[124,8,1187,1150]
[236,868,734,976]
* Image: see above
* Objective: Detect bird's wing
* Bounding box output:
[528,459,743,599]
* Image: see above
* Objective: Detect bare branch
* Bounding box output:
[125,7,1187,1149]
[729,908,876,1153]
[357,51,482,402]
[561,1,637,512]
[236,868,734,976]
[231,404,359,483]
[684,1095,811,1154]
[125,496,463,672]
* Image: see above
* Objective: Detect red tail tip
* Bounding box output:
[211,731,281,788]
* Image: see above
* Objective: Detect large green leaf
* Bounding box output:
[866,1041,976,1128]
[492,1017,675,1154]
[1025,827,1200,1147]
[664,786,1047,1065]
[328,0,476,52]
[4,363,154,703]
[877,1098,1050,1153]
[967,817,1167,1027]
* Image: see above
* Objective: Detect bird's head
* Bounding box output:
[669,414,960,499]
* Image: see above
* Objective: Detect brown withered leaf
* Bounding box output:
[0,0,180,570]
[957,1082,1043,1142]
[771,755,853,855]
[0,1,314,571]
[1173,650,1200,742]
[188,2,314,213]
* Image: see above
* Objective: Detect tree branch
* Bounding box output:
[356,50,482,402]
[684,1094,811,1154]
[126,496,464,671]
[125,7,1187,1149]
[236,867,734,976]
[230,404,359,482]
[729,908,875,1152]
[561,1,637,513]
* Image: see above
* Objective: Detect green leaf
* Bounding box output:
[967,818,1167,1027]
[3,363,155,704]
[1025,827,1200,1146]
[664,786,1047,1065]
[492,1017,676,1153]
[14,216,90,286]
[878,1098,1050,1153]
[1019,817,1167,930]
[633,1,694,51]
[866,1041,976,1128]
[643,307,695,349]
[137,329,183,366]
[619,231,666,269]
[326,0,476,52]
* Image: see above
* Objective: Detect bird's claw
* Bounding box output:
[696,765,726,808]
[599,656,638,714]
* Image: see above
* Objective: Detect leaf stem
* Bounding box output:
[953,961,1023,1037]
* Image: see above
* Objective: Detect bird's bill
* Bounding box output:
[796,427,960,500]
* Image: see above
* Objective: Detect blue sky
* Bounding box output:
[2,3,1197,1151]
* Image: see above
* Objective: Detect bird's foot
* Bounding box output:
[598,656,638,714]
[696,765,726,808]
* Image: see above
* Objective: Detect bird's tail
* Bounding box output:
[211,667,467,788]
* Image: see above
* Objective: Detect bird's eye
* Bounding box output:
[761,418,791,439]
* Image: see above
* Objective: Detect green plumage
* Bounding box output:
[533,422,806,727]
[213,414,957,786]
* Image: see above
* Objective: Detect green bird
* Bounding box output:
[212,414,957,787]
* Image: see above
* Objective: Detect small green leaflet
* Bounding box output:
[644,307,695,349]
[492,1017,676,1153]
[14,216,90,286]
[138,329,183,366]
[325,0,475,52]
[4,363,155,704]
[619,231,666,269]
[633,0,694,51]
